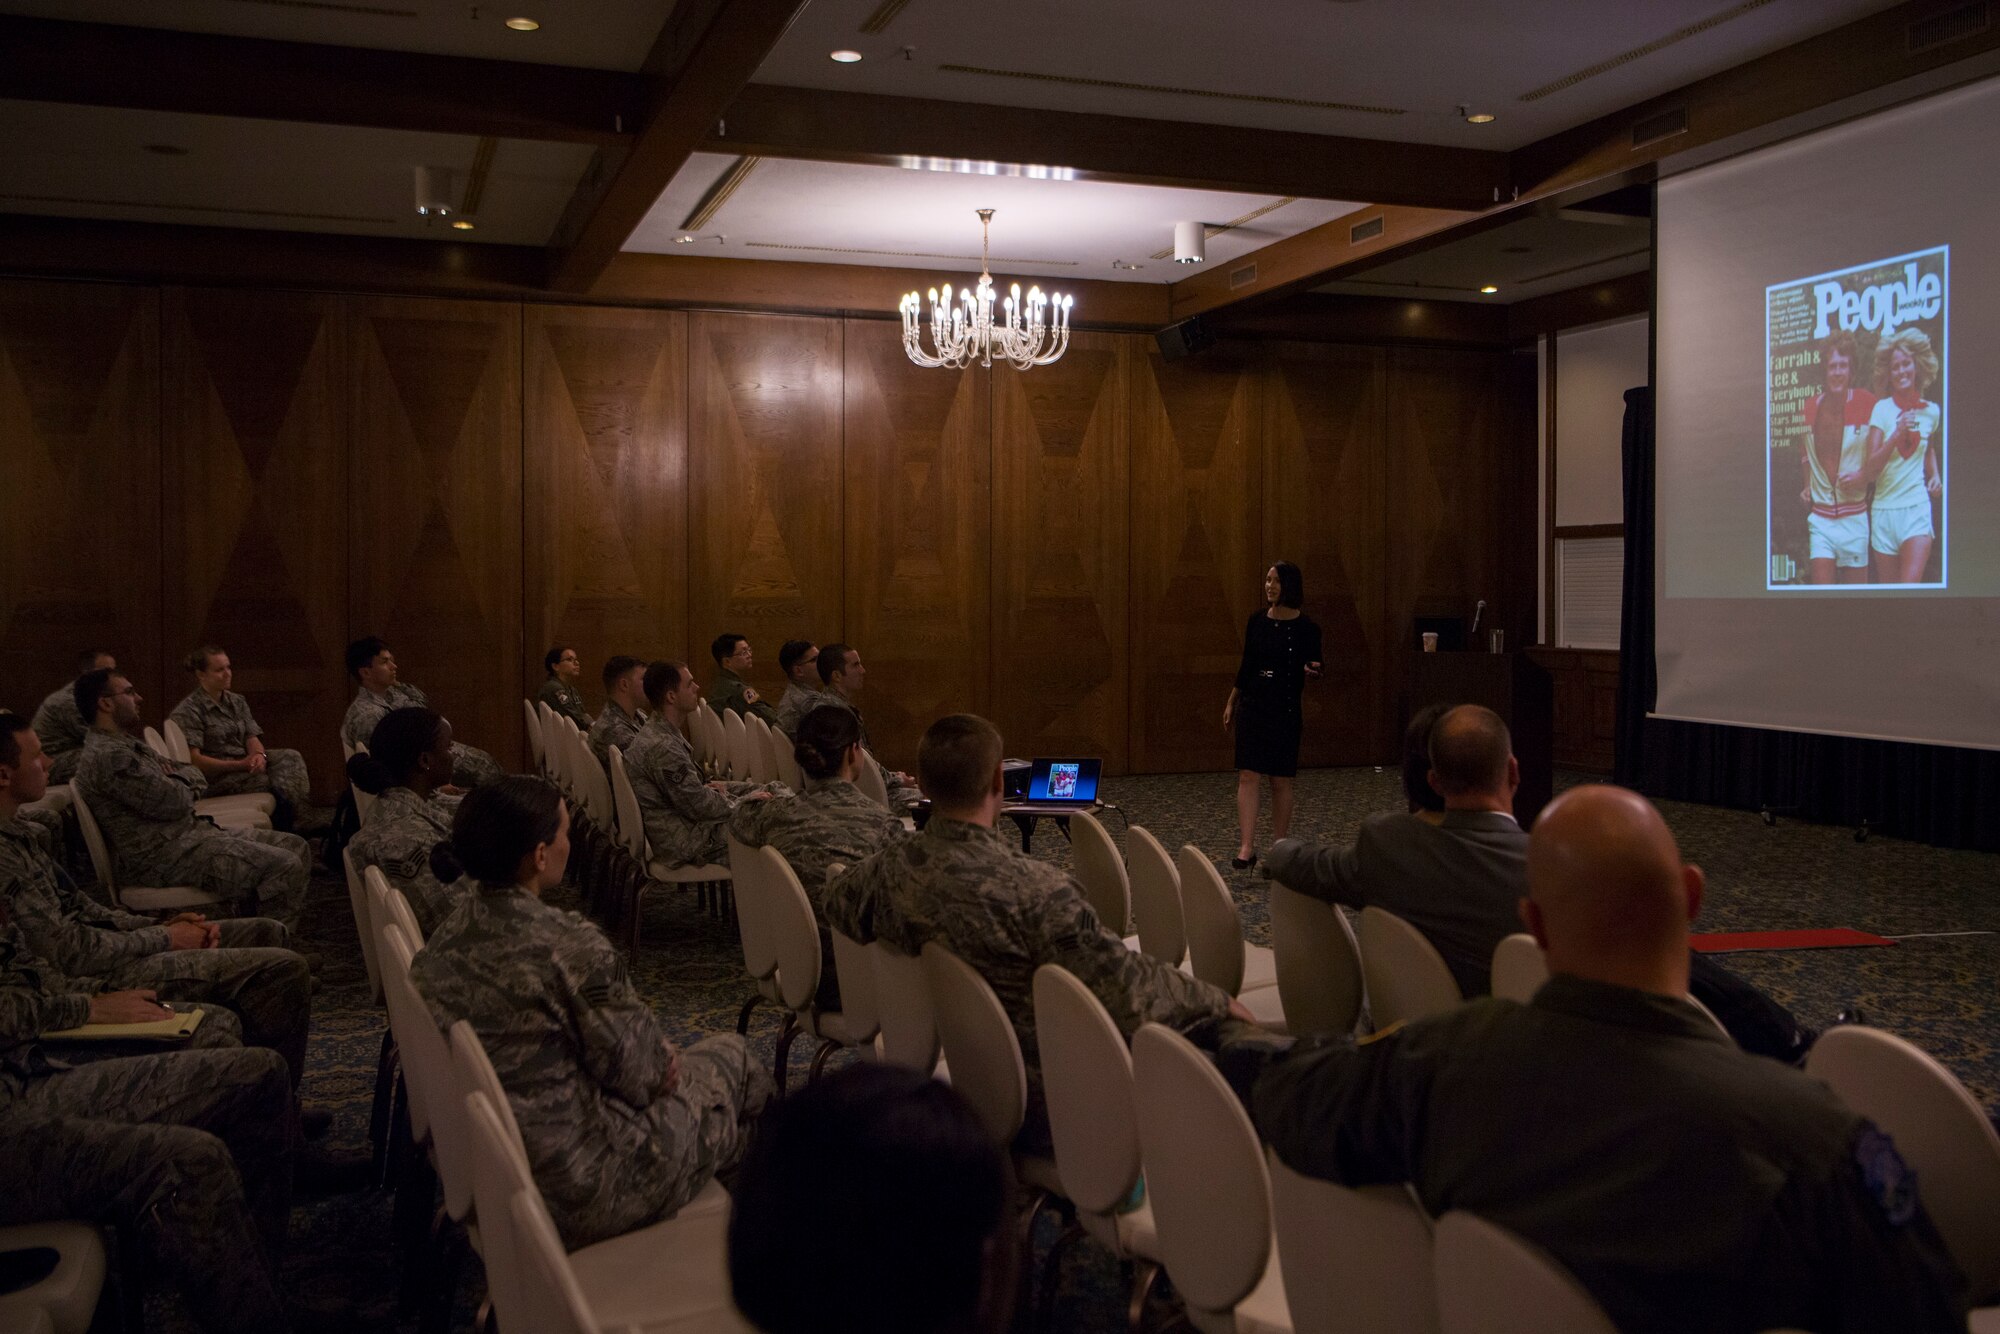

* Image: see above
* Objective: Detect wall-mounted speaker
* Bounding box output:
[1155,316,1216,362]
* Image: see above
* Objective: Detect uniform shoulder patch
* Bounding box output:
[1854,1125,1918,1226]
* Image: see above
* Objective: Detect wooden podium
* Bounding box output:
[1406,651,1555,827]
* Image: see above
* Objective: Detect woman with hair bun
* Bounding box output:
[168,644,312,828]
[410,776,772,1250]
[728,704,907,1006]
[345,707,460,933]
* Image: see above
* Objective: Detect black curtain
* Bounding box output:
[1614,387,2000,852]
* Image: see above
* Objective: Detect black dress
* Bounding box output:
[1232,609,1322,777]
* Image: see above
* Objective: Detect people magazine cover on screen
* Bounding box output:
[1766,246,1947,590]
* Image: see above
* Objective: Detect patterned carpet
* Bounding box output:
[153,767,2000,1331]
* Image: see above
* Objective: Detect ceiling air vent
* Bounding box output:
[1908,1,1990,53]
[1349,215,1385,245]
[1631,107,1688,149]
[1229,263,1259,290]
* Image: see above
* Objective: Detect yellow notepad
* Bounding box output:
[43,1006,205,1041]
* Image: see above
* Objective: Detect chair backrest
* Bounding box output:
[1359,906,1463,1029]
[742,714,772,782]
[576,739,614,829]
[541,709,568,796]
[607,745,648,860]
[449,1020,527,1167]
[755,843,825,1013]
[1270,882,1364,1039]
[376,923,430,1142]
[67,782,120,895]
[141,726,170,759]
[687,703,713,767]
[872,942,942,1074]
[352,781,376,828]
[1489,934,1549,1004]
[756,718,789,787]
[829,929,880,1042]
[463,1090,536,1331]
[1124,824,1186,965]
[1131,1023,1276,1320]
[1067,809,1130,936]
[343,846,384,1004]
[522,699,545,772]
[1034,965,1141,1216]
[509,1188,596,1334]
[1269,1153,1438,1334]
[365,865,425,948]
[773,729,805,792]
[1807,1024,2000,1299]
[923,943,1026,1147]
[722,709,749,780]
[379,924,473,1222]
[1176,845,1247,996]
[1433,1211,1615,1334]
[724,834,779,987]
[855,751,890,807]
[161,717,193,763]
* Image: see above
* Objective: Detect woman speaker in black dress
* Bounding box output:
[1222,561,1321,868]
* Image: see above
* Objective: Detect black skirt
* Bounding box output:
[1234,693,1302,777]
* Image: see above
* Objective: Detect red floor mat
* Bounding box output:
[1689,928,1894,953]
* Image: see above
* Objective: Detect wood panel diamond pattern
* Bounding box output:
[163,288,349,799]
[524,305,688,708]
[350,296,523,770]
[990,333,1129,771]
[843,319,990,771]
[0,280,161,714]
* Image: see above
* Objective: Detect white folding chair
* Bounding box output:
[743,714,774,783]
[142,726,170,759]
[772,728,805,792]
[855,751,890,807]
[1177,845,1283,1028]
[1131,1023,1291,1334]
[721,710,749,781]
[1269,883,1363,1039]
[523,699,546,774]
[1489,934,1549,1004]
[1068,809,1131,937]
[1433,1211,1614,1334]
[1035,964,1163,1329]
[1358,907,1463,1030]
[725,832,783,1037]
[365,865,424,948]
[609,745,731,960]
[508,1184,749,1334]
[379,921,476,1249]
[1808,1024,2000,1302]
[145,724,276,829]
[160,718,193,763]
[1126,824,1188,966]
[743,840,874,1092]
[923,943,1062,1203]
[1268,1153,1437,1334]
[343,846,384,1006]
[0,1221,107,1334]
[69,782,223,914]
[872,941,945,1077]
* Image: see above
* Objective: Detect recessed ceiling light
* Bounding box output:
[1466,112,1496,124]
[1480,285,1499,294]
[504,16,539,30]
[674,234,698,244]
[451,219,476,230]
[830,49,863,62]
[143,143,188,156]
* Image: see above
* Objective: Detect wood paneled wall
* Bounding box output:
[0,277,1534,794]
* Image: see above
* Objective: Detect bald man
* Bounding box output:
[1241,785,1965,1334]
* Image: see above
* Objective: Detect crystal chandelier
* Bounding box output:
[900,209,1073,370]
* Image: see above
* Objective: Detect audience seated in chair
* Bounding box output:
[169,644,312,831]
[1262,703,1814,1063]
[624,661,775,871]
[30,648,115,786]
[824,712,1246,1152]
[729,1062,1016,1334]
[811,643,914,799]
[708,633,782,729]
[1237,783,1968,1334]
[535,645,593,730]
[727,704,907,1008]
[339,636,502,788]
[73,669,310,928]
[345,707,461,936]
[586,655,649,770]
[410,777,772,1249]
[772,639,821,738]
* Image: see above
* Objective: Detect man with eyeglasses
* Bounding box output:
[774,640,822,738]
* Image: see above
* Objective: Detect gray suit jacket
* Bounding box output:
[1264,809,1527,997]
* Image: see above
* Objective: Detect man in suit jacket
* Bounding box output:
[1263,704,1813,1062]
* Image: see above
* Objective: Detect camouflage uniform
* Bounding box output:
[587,701,648,771]
[537,677,592,729]
[75,729,308,925]
[624,717,767,869]
[342,682,503,788]
[824,816,1231,1149]
[710,668,781,728]
[774,683,822,738]
[168,688,312,811]
[346,787,458,936]
[0,816,310,1089]
[30,683,88,785]
[810,691,913,802]
[410,883,771,1249]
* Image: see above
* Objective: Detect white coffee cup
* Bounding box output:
[1422,632,1439,653]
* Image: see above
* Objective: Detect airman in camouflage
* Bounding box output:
[536,646,593,729]
[708,634,783,728]
[625,715,772,869]
[168,684,311,813]
[588,699,648,771]
[342,636,504,786]
[410,881,772,1249]
[824,814,1232,1150]
[30,682,90,785]
[774,682,823,738]
[76,716,309,926]
[346,786,458,936]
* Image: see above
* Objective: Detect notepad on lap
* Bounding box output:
[43,1006,205,1041]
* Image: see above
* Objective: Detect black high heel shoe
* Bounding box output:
[1231,851,1257,871]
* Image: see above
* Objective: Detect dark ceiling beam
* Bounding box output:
[0,16,642,147]
[708,84,1512,211]
[1166,205,1478,322]
[544,0,812,294]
